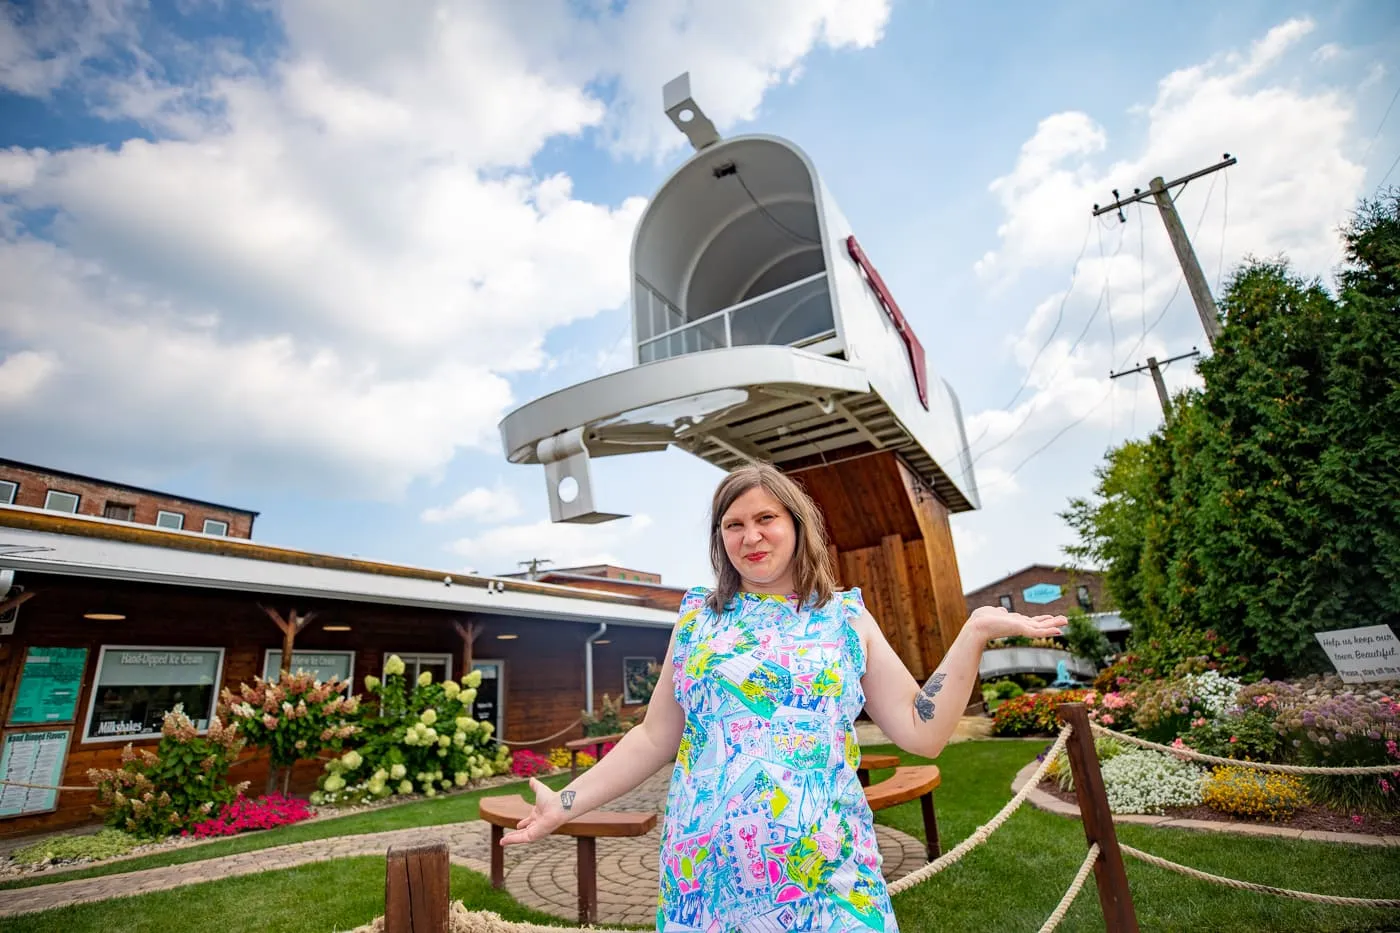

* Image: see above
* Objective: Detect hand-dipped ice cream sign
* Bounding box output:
[498,74,980,526]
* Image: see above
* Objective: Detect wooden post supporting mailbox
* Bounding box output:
[385,841,450,933]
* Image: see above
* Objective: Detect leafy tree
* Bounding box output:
[1063,192,1400,677]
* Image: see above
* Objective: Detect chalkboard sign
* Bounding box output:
[0,729,71,818]
[9,647,88,725]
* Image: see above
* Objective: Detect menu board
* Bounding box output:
[0,730,71,818]
[9,647,87,725]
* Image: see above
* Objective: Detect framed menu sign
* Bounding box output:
[8,647,88,725]
[0,729,71,818]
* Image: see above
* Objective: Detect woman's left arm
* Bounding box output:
[857,606,1065,759]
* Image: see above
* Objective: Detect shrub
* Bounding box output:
[1129,672,1242,744]
[1181,708,1282,762]
[1016,673,1048,691]
[313,660,512,805]
[221,670,360,793]
[183,793,312,838]
[582,694,638,737]
[1203,766,1309,821]
[1063,610,1113,667]
[992,690,1093,736]
[1100,749,1206,814]
[11,829,139,866]
[88,707,248,838]
[510,749,553,778]
[984,680,1023,701]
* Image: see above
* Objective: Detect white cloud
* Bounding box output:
[421,484,522,524]
[0,1,889,496]
[1312,42,1343,63]
[953,18,1367,588]
[448,514,656,574]
[0,0,141,96]
[0,349,57,404]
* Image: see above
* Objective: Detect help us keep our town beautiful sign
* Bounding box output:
[1314,625,1400,684]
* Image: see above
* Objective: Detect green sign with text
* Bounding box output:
[9,647,88,725]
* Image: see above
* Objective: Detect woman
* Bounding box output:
[502,463,1064,931]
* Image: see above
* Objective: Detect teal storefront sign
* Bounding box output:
[1022,583,1063,605]
[9,647,88,725]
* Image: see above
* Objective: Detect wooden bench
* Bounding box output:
[479,793,656,925]
[563,732,624,778]
[863,765,941,861]
[856,752,901,787]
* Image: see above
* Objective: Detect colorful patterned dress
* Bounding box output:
[658,586,898,932]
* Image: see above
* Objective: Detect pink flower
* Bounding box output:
[1229,736,1238,744]
[262,714,278,729]
[1352,814,1363,826]
[1171,737,1186,749]
[1100,714,1115,725]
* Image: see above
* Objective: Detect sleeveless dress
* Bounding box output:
[657,586,899,932]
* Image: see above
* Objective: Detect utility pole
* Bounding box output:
[1093,155,1235,348]
[518,557,552,580]
[1111,348,1200,421]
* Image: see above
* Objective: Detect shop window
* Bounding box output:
[83,646,224,742]
[263,650,355,693]
[386,652,452,684]
[998,594,1014,611]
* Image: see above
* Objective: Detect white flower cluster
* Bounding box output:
[1183,670,1244,717]
[1100,750,1206,814]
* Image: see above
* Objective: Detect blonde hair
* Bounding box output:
[707,463,837,614]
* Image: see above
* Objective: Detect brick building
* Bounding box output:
[0,459,257,538]
[965,564,1111,618]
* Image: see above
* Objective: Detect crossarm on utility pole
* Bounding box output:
[1092,155,1235,348]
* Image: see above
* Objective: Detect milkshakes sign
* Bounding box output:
[1314,625,1400,684]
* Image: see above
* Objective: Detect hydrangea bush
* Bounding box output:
[311,657,511,805]
[1100,750,1206,814]
[88,706,248,838]
[221,670,360,793]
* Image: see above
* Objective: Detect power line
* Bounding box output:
[1379,148,1400,190]
[1216,168,1230,295]
[962,215,1097,455]
[1361,83,1400,164]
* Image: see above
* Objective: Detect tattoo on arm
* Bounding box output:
[559,790,577,811]
[914,672,946,723]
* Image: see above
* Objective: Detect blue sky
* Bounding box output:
[2,0,1397,593]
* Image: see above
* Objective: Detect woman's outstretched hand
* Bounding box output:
[968,605,1066,642]
[499,777,572,847]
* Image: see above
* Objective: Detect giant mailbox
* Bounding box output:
[499,75,980,676]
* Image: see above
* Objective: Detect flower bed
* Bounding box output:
[1033,666,1400,830]
[183,793,312,838]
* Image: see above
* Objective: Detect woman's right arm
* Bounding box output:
[499,628,686,846]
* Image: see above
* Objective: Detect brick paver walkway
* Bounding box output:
[0,763,931,926]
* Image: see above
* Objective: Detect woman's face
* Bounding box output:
[720,485,797,594]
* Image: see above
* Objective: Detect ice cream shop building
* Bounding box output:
[0,501,682,838]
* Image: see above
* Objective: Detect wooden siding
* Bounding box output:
[0,574,669,838]
[792,451,968,679]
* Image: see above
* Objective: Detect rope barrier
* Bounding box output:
[886,723,1073,895]
[1037,843,1099,933]
[1119,843,1400,909]
[1089,723,1400,775]
[494,719,585,747]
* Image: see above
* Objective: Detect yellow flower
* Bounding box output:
[384,656,406,677]
[418,670,433,687]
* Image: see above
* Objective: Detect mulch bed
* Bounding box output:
[1038,778,1400,836]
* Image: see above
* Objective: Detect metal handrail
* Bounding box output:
[636,271,828,351]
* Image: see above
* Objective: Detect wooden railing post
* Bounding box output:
[385,841,450,933]
[1056,702,1139,933]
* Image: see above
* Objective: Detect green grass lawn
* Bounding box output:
[866,740,1400,933]
[0,772,572,893]
[5,741,1399,932]
[0,858,578,933]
